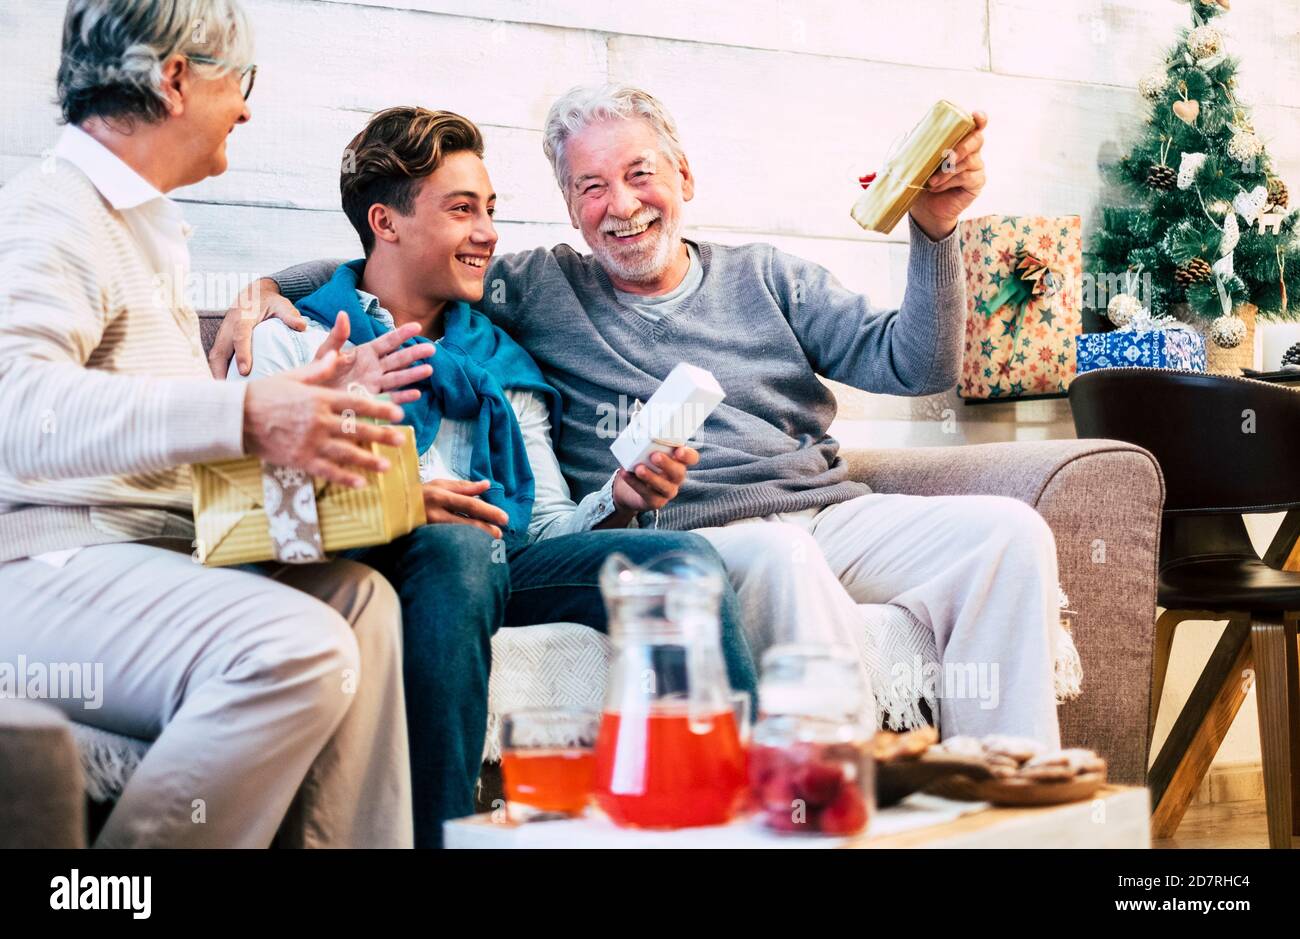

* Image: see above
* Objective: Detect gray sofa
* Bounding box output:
[0,311,1165,847]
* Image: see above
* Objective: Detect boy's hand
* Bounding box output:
[422,478,508,540]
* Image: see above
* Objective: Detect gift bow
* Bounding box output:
[977,251,1061,321]
[1116,310,1197,334]
[974,251,1063,376]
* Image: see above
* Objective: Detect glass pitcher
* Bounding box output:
[592,551,748,829]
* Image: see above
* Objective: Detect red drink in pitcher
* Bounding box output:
[593,706,748,829]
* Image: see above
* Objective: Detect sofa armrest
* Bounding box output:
[840,439,1157,503]
[841,439,1165,785]
[0,700,87,847]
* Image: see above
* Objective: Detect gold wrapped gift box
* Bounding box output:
[192,424,425,567]
[850,99,975,234]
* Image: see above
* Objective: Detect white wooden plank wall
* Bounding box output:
[2,0,1298,444]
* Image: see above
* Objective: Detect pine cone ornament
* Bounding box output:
[1228,129,1264,164]
[1175,258,1213,287]
[1138,69,1169,100]
[1209,314,1247,349]
[1187,25,1222,59]
[1268,176,1290,209]
[1106,293,1145,328]
[1146,163,1177,190]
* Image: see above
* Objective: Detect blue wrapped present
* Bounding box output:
[1076,315,1206,374]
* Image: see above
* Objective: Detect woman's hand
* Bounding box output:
[310,311,434,398]
[243,351,408,490]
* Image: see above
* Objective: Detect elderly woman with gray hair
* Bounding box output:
[0,0,415,847]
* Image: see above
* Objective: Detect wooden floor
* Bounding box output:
[1152,799,1272,849]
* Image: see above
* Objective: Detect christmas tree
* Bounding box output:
[1089,0,1299,348]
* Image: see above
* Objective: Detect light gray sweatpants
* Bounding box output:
[696,492,1063,747]
[0,541,413,847]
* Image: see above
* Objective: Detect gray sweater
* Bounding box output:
[274,218,965,530]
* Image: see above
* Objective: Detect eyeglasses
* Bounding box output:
[189,55,257,100]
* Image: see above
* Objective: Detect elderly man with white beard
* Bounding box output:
[214,84,1081,745]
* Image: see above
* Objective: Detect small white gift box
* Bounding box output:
[610,363,725,471]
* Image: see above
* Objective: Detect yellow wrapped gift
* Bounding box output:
[850,99,975,234]
[192,424,425,567]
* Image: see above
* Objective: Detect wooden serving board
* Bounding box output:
[929,770,1107,807]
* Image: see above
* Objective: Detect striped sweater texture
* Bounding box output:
[0,160,246,562]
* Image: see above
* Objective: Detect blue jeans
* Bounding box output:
[345,525,758,848]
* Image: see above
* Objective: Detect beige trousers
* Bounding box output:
[0,541,413,847]
[696,493,1064,747]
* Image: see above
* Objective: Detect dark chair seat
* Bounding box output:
[1070,366,1300,848]
[1160,556,1300,613]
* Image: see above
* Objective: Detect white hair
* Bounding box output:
[542,84,687,195]
[57,0,254,126]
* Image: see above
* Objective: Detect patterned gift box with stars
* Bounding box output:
[1076,327,1206,375]
[956,215,1082,400]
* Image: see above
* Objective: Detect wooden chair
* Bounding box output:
[1070,367,1300,848]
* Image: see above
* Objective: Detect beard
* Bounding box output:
[591,207,683,285]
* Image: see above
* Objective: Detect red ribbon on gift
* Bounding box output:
[858,172,877,189]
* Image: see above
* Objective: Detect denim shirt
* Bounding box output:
[227,290,621,543]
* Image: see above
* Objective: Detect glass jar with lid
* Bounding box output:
[749,643,875,836]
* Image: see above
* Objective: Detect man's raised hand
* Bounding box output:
[909,110,989,241]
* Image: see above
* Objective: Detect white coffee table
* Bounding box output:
[445,785,1150,849]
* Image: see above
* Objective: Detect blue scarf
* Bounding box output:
[295,260,561,549]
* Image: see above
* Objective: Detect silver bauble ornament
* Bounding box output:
[1209,314,1247,349]
[1138,69,1169,100]
[1227,130,1264,164]
[1106,293,1144,328]
[1187,25,1222,60]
